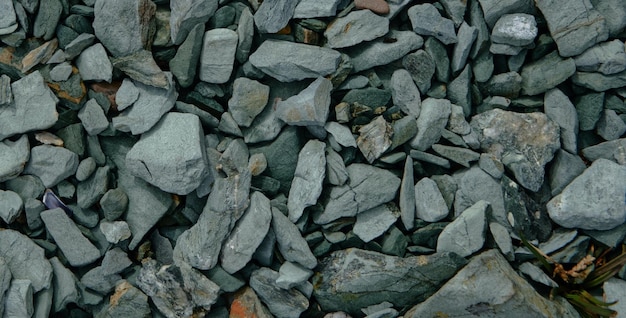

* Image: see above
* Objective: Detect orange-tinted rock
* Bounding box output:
[355,0,390,15]
[230,287,272,318]
[91,81,122,109]
[21,38,58,73]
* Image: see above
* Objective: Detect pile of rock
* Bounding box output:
[1,0,626,317]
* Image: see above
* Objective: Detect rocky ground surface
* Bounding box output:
[1,0,626,317]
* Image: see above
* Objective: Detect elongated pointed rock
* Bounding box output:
[288,140,326,222]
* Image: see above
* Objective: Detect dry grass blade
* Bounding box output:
[582,247,626,289]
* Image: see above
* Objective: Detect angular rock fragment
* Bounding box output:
[229,287,273,318]
[0,190,22,224]
[547,159,626,231]
[432,144,480,168]
[574,40,626,75]
[324,10,389,48]
[437,200,489,257]
[353,203,400,243]
[169,0,217,45]
[0,230,52,293]
[325,147,349,186]
[40,208,101,267]
[276,77,332,126]
[250,267,309,318]
[294,0,341,18]
[407,4,457,45]
[470,108,561,192]
[250,40,341,82]
[347,30,423,73]
[597,109,626,141]
[403,50,435,94]
[4,279,33,318]
[356,116,392,163]
[0,135,29,182]
[254,0,299,34]
[199,28,238,84]
[49,257,78,313]
[97,281,151,318]
[272,208,317,269]
[549,149,587,196]
[313,248,467,315]
[491,14,537,47]
[24,145,79,188]
[288,140,325,222]
[410,98,452,151]
[170,24,204,88]
[93,0,156,57]
[544,88,579,153]
[399,156,416,230]
[572,69,626,92]
[390,69,421,118]
[0,0,18,36]
[77,165,110,209]
[415,177,449,223]
[452,22,478,75]
[520,51,575,96]
[111,50,169,89]
[78,98,109,136]
[229,77,270,128]
[75,43,112,83]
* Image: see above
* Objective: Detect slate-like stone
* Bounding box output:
[76,165,110,209]
[169,0,217,45]
[324,10,389,48]
[276,261,313,290]
[402,50,435,94]
[249,267,309,318]
[404,249,580,317]
[96,281,151,318]
[112,73,178,135]
[347,30,423,73]
[293,0,341,18]
[287,140,325,222]
[313,248,467,315]
[591,0,626,37]
[410,98,452,151]
[574,40,626,75]
[33,0,61,40]
[50,62,73,82]
[254,0,299,34]
[229,77,270,128]
[492,14,537,47]
[249,40,341,82]
[78,98,109,136]
[99,188,128,221]
[572,69,626,92]
[276,77,332,126]
[93,0,156,57]
[221,191,272,274]
[4,279,33,318]
[40,208,101,267]
[470,108,561,192]
[100,220,132,243]
[354,204,400,243]
[547,158,626,231]
[437,200,488,257]
[49,257,78,313]
[169,23,203,88]
[452,22,478,75]
[0,230,52,294]
[520,51,576,96]
[24,145,79,188]
[536,0,609,57]
[272,208,317,269]
[111,50,169,89]
[548,149,587,196]
[315,163,400,224]
[543,89,579,153]
[597,109,626,141]
[199,28,238,84]
[453,166,507,227]
[0,0,18,35]
[390,69,421,118]
[448,65,473,116]
[484,71,522,99]
[414,177,449,223]
[408,4,457,45]
[0,71,58,140]
[399,156,416,230]
[356,116,392,163]
[0,135,29,182]
[75,43,112,83]
[0,190,22,224]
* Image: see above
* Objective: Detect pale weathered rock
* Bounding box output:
[407,3,457,45]
[415,177,449,223]
[75,43,112,82]
[276,77,332,126]
[356,116,393,163]
[249,267,309,318]
[574,39,626,75]
[288,140,326,222]
[169,0,217,45]
[254,0,299,34]
[229,77,270,128]
[272,208,317,269]
[410,98,452,151]
[93,0,156,57]
[544,88,578,154]
[354,204,400,243]
[199,28,238,84]
[347,30,423,73]
[40,208,101,267]
[437,200,489,257]
[23,145,79,188]
[0,135,29,182]
[324,10,389,48]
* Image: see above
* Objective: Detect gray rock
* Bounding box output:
[0,230,52,293]
[547,158,626,230]
[357,116,392,163]
[575,92,604,131]
[100,188,128,221]
[597,109,626,140]
[571,69,626,92]
[276,261,313,290]
[453,166,506,226]
[325,122,357,149]
[440,0,467,27]
[0,259,9,315]
[236,8,254,64]
[50,62,73,82]
[294,0,341,18]
[582,138,626,164]
[408,4,457,45]
[169,23,203,88]
[96,280,151,318]
[99,220,132,243]
[250,267,309,318]
[484,71,522,99]
[199,28,238,84]
[489,222,514,261]
[437,200,488,257]
[287,140,326,222]
[249,126,301,192]
[325,10,389,48]
[126,112,207,195]
[415,177,449,223]
[448,65,472,116]
[390,116,418,150]
[354,204,400,243]
[0,135,29,182]
[5,175,45,201]
[472,50,494,83]
[75,43,112,82]
[520,51,576,96]
[451,22,478,75]
[4,279,33,318]
[432,144,480,168]
[111,50,169,89]
[254,0,298,33]
[549,150,586,196]
[24,198,44,230]
[24,145,79,188]
[229,77,269,128]
[590,0,626,37]
[250,40,341,82]
[315,163,400,224]
[218,112,243,137]
[536,0,608,57]
[64,33,96,60]
[402,50,435,94]
[78,98,109,136]
[0,190,22,224]
[243,102,286,144]
[492,14,537,47]
[399,157,416,230]
[0,0,18,35]
[410,149,450,168]
[313,248,467,315]
[347,30,423,73]
[272,208,317,269]
[40,208,101,266]
[221,191,272,274]
[325,147,349,186]
[0,71,58,140]
[169,0,217,45]
[470,108,561,192]
[101,248,133,275]
[0,74,11,106]
[115,79,139,111]
[544,88,579,153]
[112,73,178,135]
[175,101,219,128]
[404,249,580,317]
[93,0,156,57]
[33,0,61,40]
[390,69,421,118]
[77,165,110,209]
[477,0,535,28]
[574,40,626,75]
[276,77,332,126]
[519,261,558,288]
[49,257,78,313]
[410,98,452,151]
[447,104,471,136]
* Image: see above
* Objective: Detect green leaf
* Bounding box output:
[520,233,553,273]
[583,250,626,289]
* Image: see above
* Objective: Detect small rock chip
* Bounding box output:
[356,116,392,163]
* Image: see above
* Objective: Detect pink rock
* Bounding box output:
[355,0,390,15]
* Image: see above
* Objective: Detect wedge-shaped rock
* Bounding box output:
[574,39,626,75]
[357,116,392,163]
[276,77,332,126]
[544,88,578,154]
[405,250,580,317]
[437,200,489,257]
[250,267,309,318]
[229,77,270,128]
[313,248,467,315]
[126,112,207,195]
[410,98,452,151]
[249,40,341,82]
[324,10,389,48]
[272,208,317,269]
[347,30,423,73]
[254,0,299,34]
[0,229,52,292]
[408,4,457,45]
[0,135,29,182]
[520,51,575,96]
[93,0,156,57]
[354,204,400,243]
[170,0,217,45]
[41,208,101,267]
[199,28,238,84]
[288,140,326,222]
[24,145,79,188]
[415,177,448,223]
[315,164,400,224]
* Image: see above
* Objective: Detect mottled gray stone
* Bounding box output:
[520,51,575,96]
[250,267,309,318]
[40,208,100,266]
[0,135,29,183]
[453,166,506,227]
[294,0,341,18]
[276,261,313,290]
[218,112,243,137]
[33,0,61,40]
[470,109,561,192]
[114,79,139,112]
[96,281,151,318]
[409,149,450,168]
[432,144,480,168]
[354,204,400,243]
[0,74,11,106]
[0,230,51,294]
[325,122,357,149]
[536,0,608,57]
[492,14,537,47]
[448,66,472,116]
[78,99,109,136]
[347,30,423,73]
[236,8,254,63]
[519,262,559,288]
[169,23,203,87]
[544,88,578,153]
[111,50,169,89]
[272,208,317,269]
[77,165,110,209]
[325,147,349,186]
[452,22,478,75]
[0,0,18,35]
[315,164,400,224]
[0,190,22,224]
[4,175,45,201]
[399,156,416,230]
[99,220,131,243]
[582,138,626,164]
[112,73,178,135]
[437,200,488,257]
[199,28,238,84]
[390,69,421,118]
[313,248,467,315]
[4,279,33,318]
[229,77,270,128]
[250,40,341,82]
[574,40,626,75]
[0,71,58,140]
[169,0,217,45]
[50,62,73,82]
[49,257,78,313]
[405,249,580,318]
[572,69,626,92]
[402,50,435,94]
[479,153,504,179]
[410,98,452,151]
[414,177,449,223]
[287,140,325,222]
[221,192,272,274]
[254,0,298,33]
[100,248,132,276]
[74,158,95,183]
[547,159,626,230]
[485,71,522,99]
[325,10,389,48]
[64,33,96,60]
[408,4,457,45]
[93,0,156,57]
[575,92,604,131]
[597,109,626,141]
[477,0,535,28]
[24,145,79,188]
[75,43,112,82]
[276,77,332,126]
[440,0,466,27]
[356,116,392,163]
[591,0,626,37]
